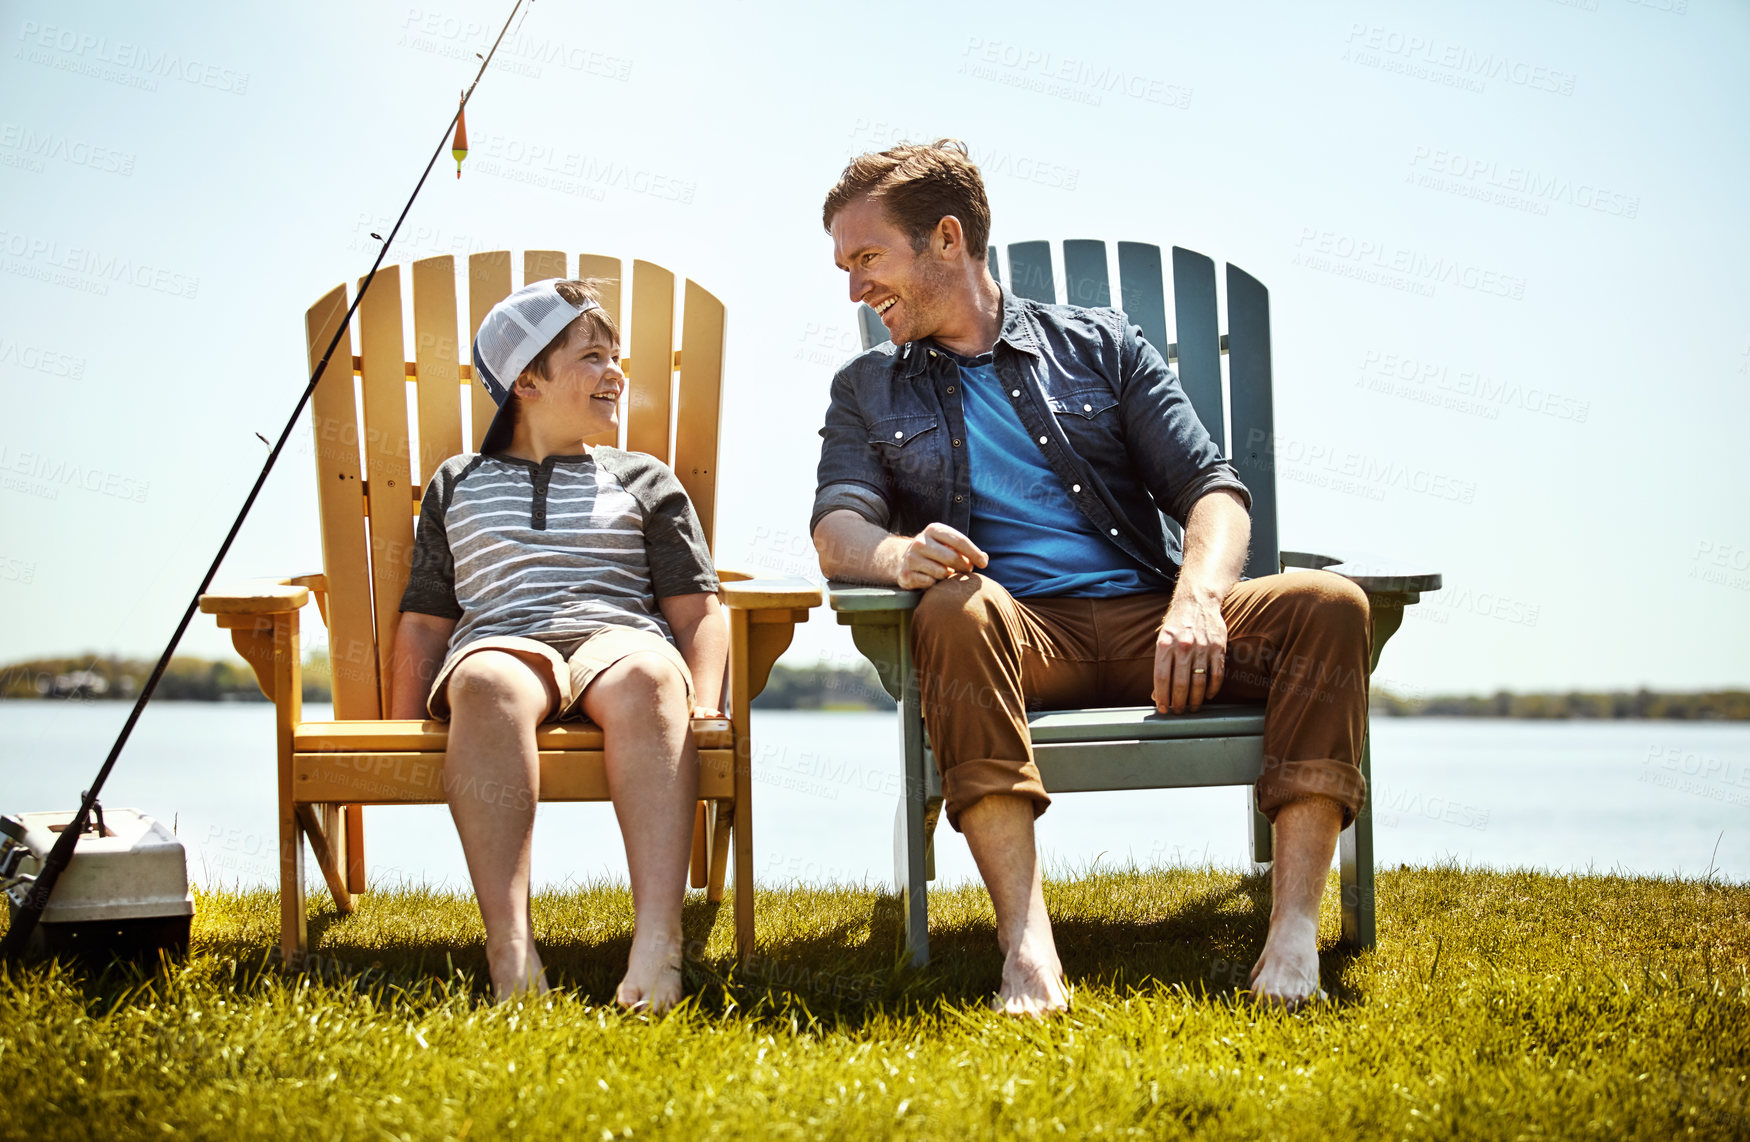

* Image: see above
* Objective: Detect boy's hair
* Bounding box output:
[821,139,991,261]
[523,279,619,382]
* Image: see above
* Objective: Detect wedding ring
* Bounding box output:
[1192,667,1207,674]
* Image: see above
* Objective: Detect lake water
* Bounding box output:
[3,702,1746,892]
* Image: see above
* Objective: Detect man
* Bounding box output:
[811,141,1372,1016]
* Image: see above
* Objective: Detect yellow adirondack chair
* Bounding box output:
[198,250,819,963]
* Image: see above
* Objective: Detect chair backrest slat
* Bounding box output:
[577,254,623,335]
[356,267,416,714]
[1007,241,1055,303]
[525,249,567,283]
[1115,242,1169,358]
[305,284,381,717]
[1226,263,1279,579]
[1170,247,1225,450]
[675,279,727,549]
[466,253,513,450]
[626,259,675,462]
[1062,239,1110,308]
[412,257,463,482]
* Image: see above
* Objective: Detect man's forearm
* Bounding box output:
[813,509,910,585]
[1173,489,1251,605]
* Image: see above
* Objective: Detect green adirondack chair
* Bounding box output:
[831,239,1441,967]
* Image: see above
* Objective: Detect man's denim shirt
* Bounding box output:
[811,287,1252,588]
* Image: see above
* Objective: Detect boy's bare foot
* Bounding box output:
[1246,913,1324,1011]
[487,932,549,1004]
[992,935,1070,1018]
[616,931,684,1014]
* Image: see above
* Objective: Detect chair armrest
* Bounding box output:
[1279,551,1441,595]
[827,581,923,614]
[199,577,310,615]
[718,577,823,611]
[287,572,329,626]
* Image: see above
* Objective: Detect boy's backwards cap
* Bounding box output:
[471,277,601,454]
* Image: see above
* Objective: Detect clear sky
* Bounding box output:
[2,0,1747,695]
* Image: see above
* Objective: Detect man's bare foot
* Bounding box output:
[616,931,684,1014]
[487,932,549,1004]
[992,935,1070,1018]
[1246,913,1324,1010]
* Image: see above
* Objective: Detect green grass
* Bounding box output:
[3,866,1748,1139]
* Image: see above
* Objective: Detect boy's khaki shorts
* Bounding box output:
[426,626,694,722]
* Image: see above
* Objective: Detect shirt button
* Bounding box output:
[1109,528,1119,536]
[954,494,964,502]
[946,385,955,394]
[952,438,962,447]
[1010,389,1021,398]
[1083,403,1093,413]
[894,430,904,439]
[1072,484,1082,493]
[1038,436,1048,445]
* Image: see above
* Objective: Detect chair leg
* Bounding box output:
[689,801,709,890]
[706,802,732,903]
[922,744,942,882]
[279,797,307,960]
[344,804,365,894]
[732,811,753,963]
[1340,734,1377,948]
[1249,788,1274,867]
[296,805,353,915]
[896,641,931,968]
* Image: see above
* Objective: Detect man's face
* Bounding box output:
[831,195,955,346]
[517,327,624,439]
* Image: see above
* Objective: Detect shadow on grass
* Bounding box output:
[7,870,1366,1024]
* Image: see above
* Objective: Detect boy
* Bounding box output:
[389,278,726,1010]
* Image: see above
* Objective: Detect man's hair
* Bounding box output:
[523,279,620,382]
[821,139,991,262]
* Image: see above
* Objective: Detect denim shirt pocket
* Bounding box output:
[867,414,940,448]
[1046,388,1119,420]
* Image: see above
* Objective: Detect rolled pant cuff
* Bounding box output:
[1256,757,1366,828]
[942,758,1051,833]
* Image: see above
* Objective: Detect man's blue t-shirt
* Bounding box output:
[955,353,1173,598]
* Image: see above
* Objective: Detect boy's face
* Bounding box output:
[514,326,624,440]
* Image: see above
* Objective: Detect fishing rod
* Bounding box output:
[1,0,531,961]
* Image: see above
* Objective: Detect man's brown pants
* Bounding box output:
[910,571,1373,833]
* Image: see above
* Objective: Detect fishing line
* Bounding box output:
[1,0,532,960]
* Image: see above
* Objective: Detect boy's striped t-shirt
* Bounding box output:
[398,447,719,653]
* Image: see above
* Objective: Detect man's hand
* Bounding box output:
[1153,592,1227,715]
[898,522,989,589]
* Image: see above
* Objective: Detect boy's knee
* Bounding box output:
[594,651,688,710]
[446,652,542,710]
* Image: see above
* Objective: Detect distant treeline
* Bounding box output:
[3,654,1745,720]
[0,653,333,703]
[1370,688,1750,721]
[752,663,895,711]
